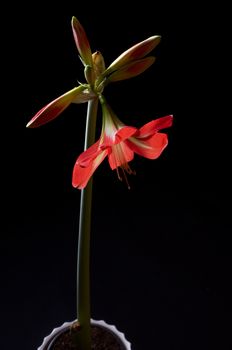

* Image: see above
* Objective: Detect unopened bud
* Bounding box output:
[92,51,106,78]
[84,65,94,86]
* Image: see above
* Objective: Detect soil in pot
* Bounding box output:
[50,325,122,350]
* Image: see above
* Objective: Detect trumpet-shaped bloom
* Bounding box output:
[72,99,173,189]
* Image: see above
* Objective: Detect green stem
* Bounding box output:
[76,98,98,350]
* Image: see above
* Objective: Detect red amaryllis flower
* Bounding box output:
[72,98,173,189]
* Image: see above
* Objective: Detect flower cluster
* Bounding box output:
[27,17,173,189]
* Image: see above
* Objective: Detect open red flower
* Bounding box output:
[72,98,173,189]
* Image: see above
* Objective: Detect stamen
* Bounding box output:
[120,167,131,190]
[115,164,136,189]
[116,166,123,182]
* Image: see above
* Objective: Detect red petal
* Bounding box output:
[72,150,108,189]
[108,141,134,170]
[136,115,173,138]
[103,126,137,148]
[76,140,101,167]
[126,132,168,159]
[115,126,137,143]
[26,86,86,128]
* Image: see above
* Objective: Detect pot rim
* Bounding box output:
[37,319,131,350]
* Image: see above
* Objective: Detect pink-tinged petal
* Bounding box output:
[108,142,134,170]
[26,86,86,128]
[71,16,92,66]
[76,140,101,167]
[136,115,173,138]
[107,56,155,82]
[72,150,108,189]
[105,36,161,75]
[127,132,168,159]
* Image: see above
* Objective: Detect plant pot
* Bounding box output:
[38,319,131,350]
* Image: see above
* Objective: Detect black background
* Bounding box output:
[1,1,231,349]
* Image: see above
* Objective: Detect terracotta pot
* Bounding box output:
[38,319,131,350]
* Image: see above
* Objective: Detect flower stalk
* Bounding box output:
[74,98,99,350]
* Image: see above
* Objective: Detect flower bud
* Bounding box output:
[92,51,106,78]
[84,65,94,86]
[107,56,156,83]
[71,16,92,66]
[104,36,161,76]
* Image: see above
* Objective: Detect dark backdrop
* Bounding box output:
[1,1,231,349]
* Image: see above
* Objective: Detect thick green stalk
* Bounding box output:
[76,98,98,350]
